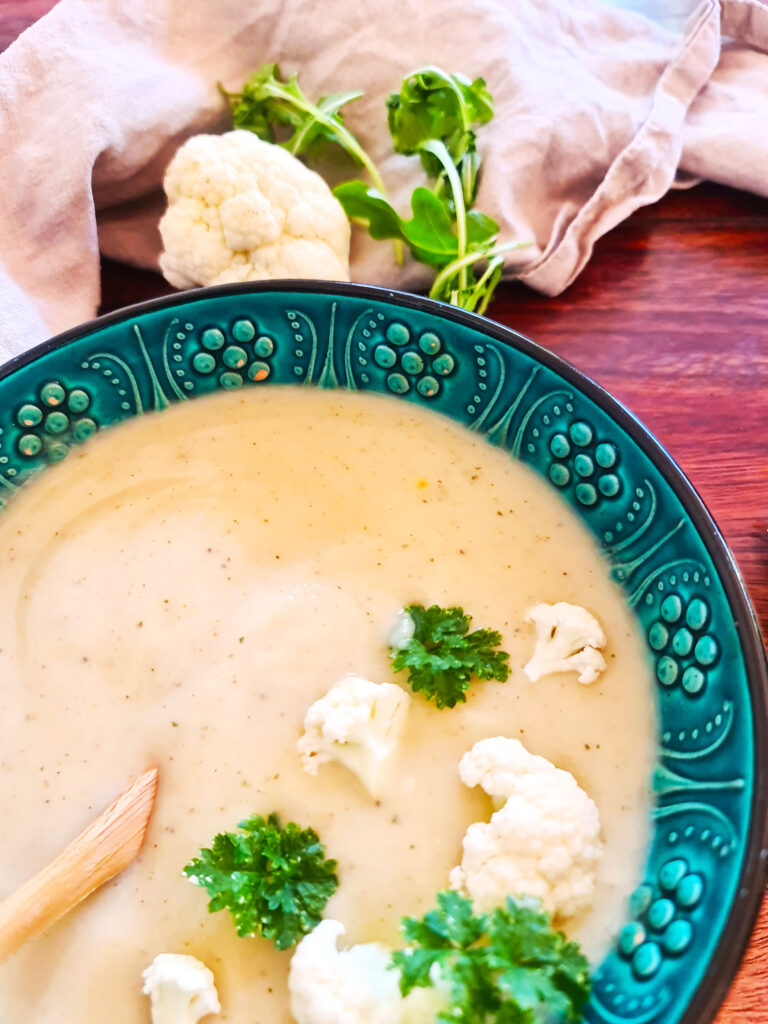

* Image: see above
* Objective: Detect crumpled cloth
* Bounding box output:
[0,0,766,357]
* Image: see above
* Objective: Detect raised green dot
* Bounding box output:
[416,376,439,398]
[231,318,256,342]
[647,898,675,931]
[201,328,225,351]
[550,433,570,458]
[661,594,683,624]
[595,442,617,468]
[681,666,705,694]
[254,336,274,358]
[223,345,248,370]
[574,454,594,478]
[659,859,688,892]
[569,421,593,447]
[401,351,424,375]
[17,404,43,427]
[694,635,718,666]
[686,598,709,631]
[598,473,621,497]
[672,627,694,656]
[387,373,410,394]
[44,411,69,435]
[192,353,216,374]
[374,345,397,369]
[248,362,270,382]
[386,322,410,346]
[18,434,42,457]
[648,622,669,651]
[219,371,243,389]
[632,942,662,979]
[662,919,693,955]
[418,331,441,355]
[67,389,90,413]
[40,382,66,407]
[73,418,97,442]
[549,464,570,487]
[657,656,678,686]
[630,884,654,916]
[575,482,597,506]
[432,353,455,375]
[46,442,69,462]
[618,922,646,956]
[676,873,704,908]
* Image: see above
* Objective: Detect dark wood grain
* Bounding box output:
[3,2,768,1020]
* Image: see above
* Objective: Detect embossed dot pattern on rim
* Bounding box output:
[0,281,765,1024]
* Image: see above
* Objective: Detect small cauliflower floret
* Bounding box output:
[142,953,220,1024]
[523,602,607,685]
[450,737,603,919]
[289,920,401,1024]
[289,920,446,1024]
[159,131,350,288]
[299,676,410,796]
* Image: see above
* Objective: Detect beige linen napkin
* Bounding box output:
[0,0,765,357]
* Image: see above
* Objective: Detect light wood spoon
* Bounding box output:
[0,767,158,962]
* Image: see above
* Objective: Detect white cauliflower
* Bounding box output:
[289,920,446,1024]
[159,131,350,288]
[386,608,416,651]
[299,676,410,796]
[523,602,607,685]
[450,737,603,919]
[142,953,220,1024]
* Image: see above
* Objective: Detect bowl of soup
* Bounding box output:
[0,281,764,1024]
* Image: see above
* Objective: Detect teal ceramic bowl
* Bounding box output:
[0,282,765,1023]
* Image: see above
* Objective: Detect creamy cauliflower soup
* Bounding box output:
[0,387,655,1022]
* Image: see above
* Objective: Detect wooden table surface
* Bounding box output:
[2,2,767,1021]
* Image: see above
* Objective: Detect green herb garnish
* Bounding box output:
[223,63,530,312]
[393,890,591,1023]
[183,813,338,950]
[336,66,529,312]
[391,603,509,709]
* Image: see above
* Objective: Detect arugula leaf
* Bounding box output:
[390,604,509,709]
[393,891,591,1024]
[387,68,489,173]
[222,63,386,194]
[334,182,459,268]
[183,812,338,950]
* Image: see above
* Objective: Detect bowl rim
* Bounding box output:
[2,279,766,1022]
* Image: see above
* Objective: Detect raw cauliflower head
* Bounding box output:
[299,675,410,796]
[159,130,351,288]
[523,602,607,685]
[142,953,220,1024]
[450,736,603,919]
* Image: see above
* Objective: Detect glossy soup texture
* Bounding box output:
[0,387,655,1022]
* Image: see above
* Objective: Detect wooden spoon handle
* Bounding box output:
[0,768,158,962]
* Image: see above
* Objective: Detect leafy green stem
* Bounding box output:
[428,240,531,305]
[420,139,468,292]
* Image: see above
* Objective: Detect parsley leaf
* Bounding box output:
[183,812,338,950]
[391,604,509,709]
[393,891,591,1024]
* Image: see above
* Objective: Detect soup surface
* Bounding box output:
[0,387,655,1023]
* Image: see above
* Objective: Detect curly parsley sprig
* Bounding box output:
[393,890,591,1024]
[390,603,510,709]
[183,813,338,950]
